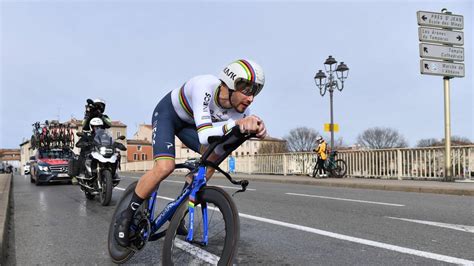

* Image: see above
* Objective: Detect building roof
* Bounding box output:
[0,149,20,155]
[127,139,152,145]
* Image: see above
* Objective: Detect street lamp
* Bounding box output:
[314,55,350,151]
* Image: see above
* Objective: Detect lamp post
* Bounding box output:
[314,55,349,151]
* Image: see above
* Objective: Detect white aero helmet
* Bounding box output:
[218,59,265,96]
[90,117,104,127]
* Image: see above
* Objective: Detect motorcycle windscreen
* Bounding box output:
[93,128,113,146]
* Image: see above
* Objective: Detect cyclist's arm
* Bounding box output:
[191,85,243,145]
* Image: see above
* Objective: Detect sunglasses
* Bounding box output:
[235,79,263,97]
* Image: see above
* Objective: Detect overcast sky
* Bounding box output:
[1,0,472,149]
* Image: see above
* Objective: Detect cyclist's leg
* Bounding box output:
[176,127,216,182]
[115,92,178,247]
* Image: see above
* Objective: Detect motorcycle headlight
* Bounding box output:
[39,165,49,171]
[100,147,107,155]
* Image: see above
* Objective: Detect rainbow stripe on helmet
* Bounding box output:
[236,59,255,82]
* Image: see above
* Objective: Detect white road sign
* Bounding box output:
[419,43,464,61]
[420,60,465,78]
[417,11,464,30]
[418,27,463,46]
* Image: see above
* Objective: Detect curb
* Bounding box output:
[0,174,12,264]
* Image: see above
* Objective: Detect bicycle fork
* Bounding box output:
[186,166,209,246]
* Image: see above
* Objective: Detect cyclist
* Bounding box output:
[313,136,328,177]
[114,59,267,247]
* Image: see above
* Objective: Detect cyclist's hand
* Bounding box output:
[236,115,267,138]
[236,116,260,135]
[253,115,267,139]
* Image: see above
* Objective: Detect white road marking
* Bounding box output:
[286,192,405,207]
[387,217,474,233]
[174,239,219,265]
[114,187,473,264]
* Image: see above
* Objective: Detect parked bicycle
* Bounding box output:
[108,126,252,265]
[312,151,347,178]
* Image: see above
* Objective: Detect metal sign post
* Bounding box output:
[417,9,464,182]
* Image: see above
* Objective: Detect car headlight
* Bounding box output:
[38,165,49,171]
[100,147,107,155]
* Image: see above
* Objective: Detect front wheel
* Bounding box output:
[330,159,347,178]
[162,186,240,266]
[100,169,113,206]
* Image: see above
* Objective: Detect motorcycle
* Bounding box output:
[73,127,127,206]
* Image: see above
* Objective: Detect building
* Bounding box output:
[133,124,152,142]
[0,149,21,170]
[127,139,152,162]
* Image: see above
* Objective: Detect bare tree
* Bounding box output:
[258,141,288,154]
[417,136,472,147]
[357,127,408,149]
[284,127,320,152]
[417,138,440,147]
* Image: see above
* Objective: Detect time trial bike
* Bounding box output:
[108,126,253,265]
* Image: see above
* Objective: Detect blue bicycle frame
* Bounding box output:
[144,164,210,245]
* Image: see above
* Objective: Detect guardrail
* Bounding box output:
[122,145,474,180]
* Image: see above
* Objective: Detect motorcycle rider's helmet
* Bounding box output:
[93,98,106,113]
[89,117,104,133]
[316,136,323,143]
[218,59,265,97]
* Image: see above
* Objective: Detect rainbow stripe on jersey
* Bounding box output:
[178,85,193,118]
[197,123,212,133]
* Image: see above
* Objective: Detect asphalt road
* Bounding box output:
[7,173,474,265]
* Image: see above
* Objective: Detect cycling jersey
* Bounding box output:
[152,75,249,160]
[170,75,249,145]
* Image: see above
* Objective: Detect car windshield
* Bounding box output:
[94,128,113,146]
[38,149,73,159]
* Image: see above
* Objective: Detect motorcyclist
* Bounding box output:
[77,98,111,176]
[82,98,112,131]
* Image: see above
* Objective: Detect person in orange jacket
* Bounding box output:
[313,136,327,177]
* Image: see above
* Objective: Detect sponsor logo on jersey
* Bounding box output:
[203,92,211,112]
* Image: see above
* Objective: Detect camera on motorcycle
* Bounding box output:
[86,99,94,105]
[116,135,126,141]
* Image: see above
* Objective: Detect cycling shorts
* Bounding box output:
[151,92,201,160]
